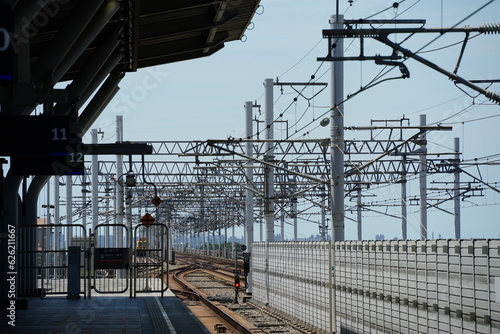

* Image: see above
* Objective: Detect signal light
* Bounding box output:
[234,276,241,289]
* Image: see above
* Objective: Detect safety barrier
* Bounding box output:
[18,224,87,297]
[252,240,500,334]
[92,223,130,295]
[133,223,169,297]
[18,222,170,299]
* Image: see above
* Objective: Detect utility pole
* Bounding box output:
[104,179,111,247]
[319,21,500,104]
[329,10,343,334]
[401,154,408,240]
[318,18,500,241]
[116,116,124,247]
[244,100,254,246]
[291,177,298,241]
[91,129,99,230]
[54,177,60,278]
[262,78,275,311]
[454,137,461,239]
[66,175,73,247]
[245,101,255,293]
[419,114,427,240]
[329,14,345,242]
[320,184,327,241]
[356,179,362,241]
[264,78,275,242]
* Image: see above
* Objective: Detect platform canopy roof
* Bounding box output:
[0,0,262,175]
[0,0,261,126]
[20,0,262,82]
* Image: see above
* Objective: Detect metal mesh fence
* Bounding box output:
[252,240,500,334]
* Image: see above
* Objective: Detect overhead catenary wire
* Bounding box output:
[364,0,409,20]
[278,38,324,78]
[235,2,499,239]
[416,0,496,53]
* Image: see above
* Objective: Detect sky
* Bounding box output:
[68,0,500,241]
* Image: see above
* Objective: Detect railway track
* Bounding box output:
[168,252,314,334]
[169,266,258,334]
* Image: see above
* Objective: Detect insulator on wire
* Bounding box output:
[485,91,500,105]
[481,23,500,34]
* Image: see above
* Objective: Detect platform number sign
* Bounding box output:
[51,125,84,165]
[0,116,85,175]
[51,127,68,141]
[69,152,84,164]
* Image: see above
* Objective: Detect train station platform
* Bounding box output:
[0,290,211,334]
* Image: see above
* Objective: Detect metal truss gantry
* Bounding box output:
[67,117,489,244]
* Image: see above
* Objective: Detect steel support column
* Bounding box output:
[419,114,428,240]
[329,14,345,241]
[454,137,461,239]
[264,78,275,242]
[244,101,254,293]
[401,155,408,240]
[328,13,343,334]
[356,181,362,241]
[66,175,73,247]
[116,116,124,247]
[91,129,99,229]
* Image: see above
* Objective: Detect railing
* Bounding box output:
[18,224,87,298]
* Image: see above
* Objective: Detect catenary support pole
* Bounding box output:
[263,79,275,310]
[293,203,298,241]
[244,101,254,293]
[419,114,428,240]
[357,181,362,241]
[54,177,61,275]
[330,16,345,241]
[321,205,327,241]
[320,183,327,240]
[116,116,124,247]
[264,79,275,242]
[401,155,408,240]
[232,223,235,258]
[329,13,343,334]
[104,180,110,247]
[66,175,73,247]
[292,177,298,241]
[454,137,461,239]
[46,178,52,262]
[260,215,263,242]
[91,129,99,230]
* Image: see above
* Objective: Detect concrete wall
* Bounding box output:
[251,240,500,334]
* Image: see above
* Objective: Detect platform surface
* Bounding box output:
[0,290,211,334]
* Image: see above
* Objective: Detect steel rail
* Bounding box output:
[171,266,256,334]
